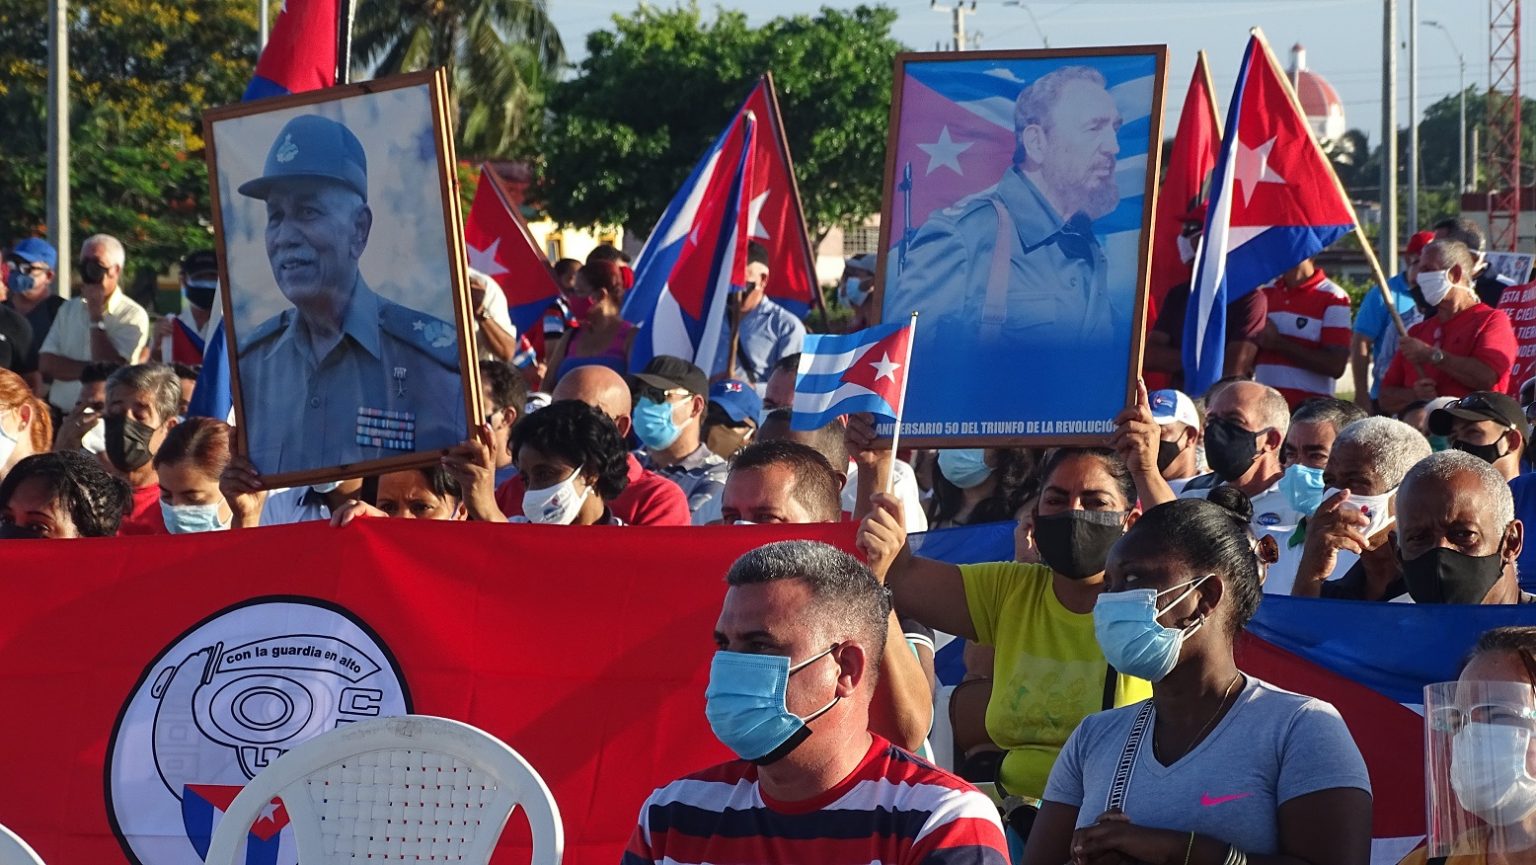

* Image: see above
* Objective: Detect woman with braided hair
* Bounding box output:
[0,450,131,538]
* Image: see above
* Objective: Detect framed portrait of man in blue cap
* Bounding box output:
[873,47,1166,447]
[204,70,481,487]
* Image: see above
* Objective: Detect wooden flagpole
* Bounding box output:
[1251,28,1411,339]
[885,312,919,495]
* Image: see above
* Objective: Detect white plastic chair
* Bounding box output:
[204,715,562,865]
[0,823,46,865]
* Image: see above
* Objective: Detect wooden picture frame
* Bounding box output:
[204,69,481,489]
[871,46,1168,447]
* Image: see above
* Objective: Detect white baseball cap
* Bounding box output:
[1149,389,1200,429]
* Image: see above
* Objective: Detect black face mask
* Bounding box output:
[79,260,109,284]
[1454,437,1509,465]
[1033,509,1127,580]
[1401,544,1507,604]
[185,285,217,310]
[1204,418,1263,481]
[105,415,157,473]
[1156,438,1184,473]
[0,522,42,540]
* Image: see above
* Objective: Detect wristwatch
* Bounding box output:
[92,320,108,331]
[1430,348,1446,364]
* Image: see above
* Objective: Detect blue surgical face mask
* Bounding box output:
[310,481,342,494]
[633,396,687,450]
[159,500,229,534]
[705,645,840,763]
[844,276,871,307]
[938,448,992,489]
[1093,576,1210,683]
[5,269,34,295]
[1279,463,1326,514]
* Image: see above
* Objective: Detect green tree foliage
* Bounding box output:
[352,0,564,159]
[0,0,256,283]
[539,3,904,243]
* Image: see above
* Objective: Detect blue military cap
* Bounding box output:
[11,237,57,269]
[237,114,368,202]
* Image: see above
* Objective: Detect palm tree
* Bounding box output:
[352,0,564,157]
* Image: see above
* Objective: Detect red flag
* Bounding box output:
[0,520,860,865]
[464,164,563,341]
[742,75,821,317]
[244,0,338,100]
[1145,52,1221,351]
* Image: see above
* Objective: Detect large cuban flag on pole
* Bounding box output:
[1183,30,1357,396]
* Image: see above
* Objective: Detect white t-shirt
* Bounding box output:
[475,278,516,362]
[843,459,929,533]
[41,290,150,411]
[1179,477,1304,594]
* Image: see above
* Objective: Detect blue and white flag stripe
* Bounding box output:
[791,323,906,429]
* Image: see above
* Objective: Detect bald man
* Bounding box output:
[492,366,690,525]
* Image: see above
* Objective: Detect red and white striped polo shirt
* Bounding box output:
[1256,268,1352,408]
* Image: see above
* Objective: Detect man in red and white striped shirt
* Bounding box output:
[1254,258,1352,409]
[624,541,1007,865]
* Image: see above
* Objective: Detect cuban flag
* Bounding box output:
[790,322,912,430]
[182,784,293,865]
[626,103,758,375]
[1184,31,1356,395]
[191,0,339,419]
[165,315,208,365]
[464,164,562,340]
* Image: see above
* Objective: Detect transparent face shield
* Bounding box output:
[1425,679,1536,857]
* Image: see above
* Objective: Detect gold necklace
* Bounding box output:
[1155,672,1243,763]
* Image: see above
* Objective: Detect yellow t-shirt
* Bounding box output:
[962,561,1153,799]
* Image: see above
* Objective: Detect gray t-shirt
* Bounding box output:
[1043,677,1370,855]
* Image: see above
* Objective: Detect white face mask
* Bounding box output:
[1417,269,1455,306]
[522,465,591,525]
[1176,233,1197,264]
[1451,722,1536,826]
[81,418,107,455]
[1321,486,1396,539]
[0,409,19,468]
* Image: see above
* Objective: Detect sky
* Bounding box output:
[545,0,1511,147]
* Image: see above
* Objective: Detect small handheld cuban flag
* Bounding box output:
[792,314,917,432]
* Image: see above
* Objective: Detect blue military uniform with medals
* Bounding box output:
[238,276,466,475]
[234,113,467,476]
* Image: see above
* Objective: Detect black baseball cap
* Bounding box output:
[1429,391,1528,438]
[633,355,707,397]
[182,250,218,276]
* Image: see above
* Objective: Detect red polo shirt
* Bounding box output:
[494,453,690,526]
[118,483,166,536]
[1381,302,1518,397]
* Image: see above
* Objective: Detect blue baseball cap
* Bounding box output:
[1149,389,1200,428]
[237,114,369,202]
[710,379,763,426]
[11,237,57,269]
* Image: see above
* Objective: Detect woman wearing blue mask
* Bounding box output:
[153,417,234,534]
[860,448,1153,854]
[929,447,1039,529]
[1022,492,1372,865]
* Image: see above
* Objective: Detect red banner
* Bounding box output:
[1499,280,1536,396]
[0,520,856,865]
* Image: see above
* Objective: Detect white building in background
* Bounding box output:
[1289,43,1346,145]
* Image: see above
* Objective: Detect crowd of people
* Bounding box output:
[4,208,1536,864]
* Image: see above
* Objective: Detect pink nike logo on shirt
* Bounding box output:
[1200,792,1253,807]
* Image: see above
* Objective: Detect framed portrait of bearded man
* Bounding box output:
[873,47,1167,446]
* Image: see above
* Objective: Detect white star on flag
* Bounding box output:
[467,238,509,279]
[747,190,771,240]
[869,352,901,382]
[257,801,281,824]
[917,127,972,177]
[1234,136,1288,207]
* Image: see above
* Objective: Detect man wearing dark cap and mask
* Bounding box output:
[156,250,220,365]
[1396,450,1535,604]
[1429,391,1527,483]
[235,114,465,477]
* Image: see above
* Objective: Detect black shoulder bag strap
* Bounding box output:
[1105,699,1155,814]
[1102,663,1120,711]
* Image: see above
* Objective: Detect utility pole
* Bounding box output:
[1424,20,1467,194]
[259,0,269,49]
[46,0,69,296]
[1407,0,1419,233]
[931,0,978,51]
[1381,0,1398,274]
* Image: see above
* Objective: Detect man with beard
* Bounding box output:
[888,65,1128,347]
[235,114,465,477]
